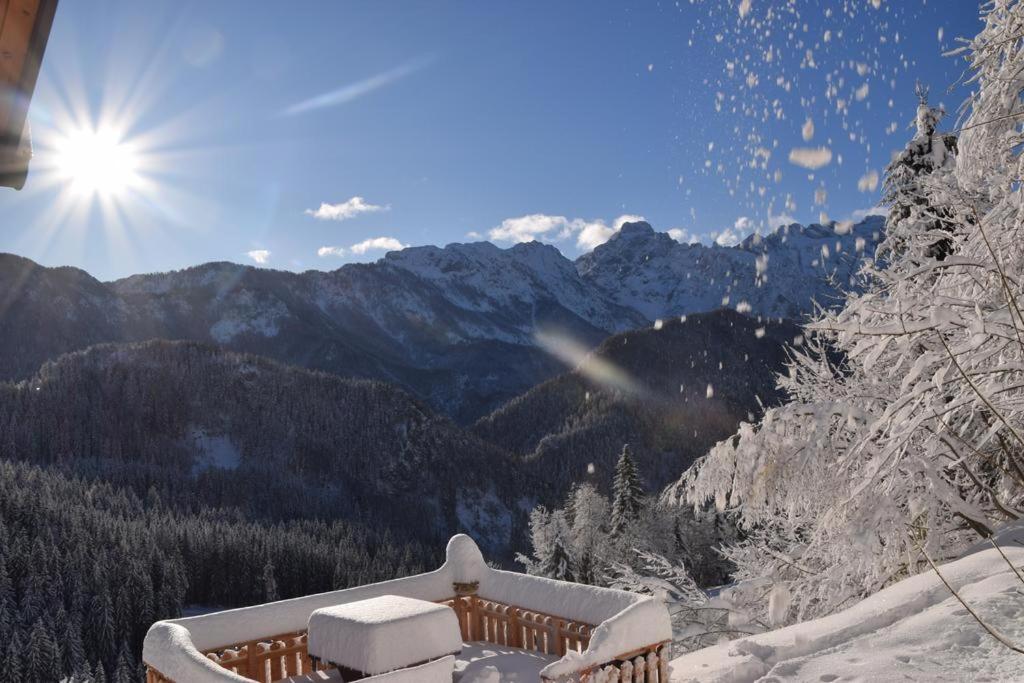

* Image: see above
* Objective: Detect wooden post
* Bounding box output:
[453,580,481,642]
[509,607,522,648]
[472,595,484,642]
[632,655,646,682]
[646,651,659,683]
[246,641,261,683]
[270,640,287,680]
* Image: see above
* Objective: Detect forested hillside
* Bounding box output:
[475,309,800,491]
[0,340,530,553]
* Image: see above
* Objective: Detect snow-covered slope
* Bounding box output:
[383,240,641,336]
[669,543,1024,682]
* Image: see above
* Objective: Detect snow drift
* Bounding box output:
[669,544,1024,682]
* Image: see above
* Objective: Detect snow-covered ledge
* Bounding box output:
[143,535,672,682]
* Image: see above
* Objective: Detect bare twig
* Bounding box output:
[919,543,1024,655]
[988,537,1024,589]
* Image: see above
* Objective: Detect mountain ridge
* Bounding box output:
[0,216,882,421]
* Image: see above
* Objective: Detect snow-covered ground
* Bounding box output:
[670,545,1024,682]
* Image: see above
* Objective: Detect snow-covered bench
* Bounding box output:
[143,535,672,682]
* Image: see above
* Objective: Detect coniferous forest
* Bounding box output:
[0,457,432,682]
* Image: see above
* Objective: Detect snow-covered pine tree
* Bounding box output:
[611,444,644,536]
[882,81,960,260]
[2,629,22,682]
[567,483,610,584]
[540,531,574,582]
[518,506,576,581]
[263,560,279,602]
[26,617,60,682]
[63,618,88,683]
[113,644,135,683]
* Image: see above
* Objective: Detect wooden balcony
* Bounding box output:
[143,535,673,683]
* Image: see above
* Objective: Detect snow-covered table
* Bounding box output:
[307,594,462,677]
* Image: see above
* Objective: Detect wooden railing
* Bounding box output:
[146,631,331,683]
[442,595,593,656]
[579,642,671,683]
[146,593,666,683]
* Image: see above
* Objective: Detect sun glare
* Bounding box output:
[53,126,141,198]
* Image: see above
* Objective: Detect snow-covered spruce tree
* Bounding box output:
[262,560,279,602]
[541,528,575,582]
[567,482,610,584]
[882,82,960,260]
[611,444,644,536]
[676,0,1024,627]
[3,629,23,682]
[26,617,61,682]
[518,506,575,581]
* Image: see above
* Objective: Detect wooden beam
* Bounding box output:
[0,0,58,189]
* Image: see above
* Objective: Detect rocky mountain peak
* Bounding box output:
[617,220,655,236]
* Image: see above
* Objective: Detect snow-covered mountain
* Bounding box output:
[0,216,883,421]
[577,216,883,322]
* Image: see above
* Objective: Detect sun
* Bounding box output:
[52,126,141,199]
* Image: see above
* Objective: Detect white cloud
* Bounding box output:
[788,146,833,169]
[667,227,699,244]
[487,213,646,252]
[305,196,387,221]
[489,214,569,244]
[350,236,407,255]
[317,246,346,257]
[465,231,483,240]
[714,216,758,247]
[575,221,616,251]
[714,227,741,247]
[850,205,889,221]
[282,55,435,116]
[768,212,797,229]
[246,250,271,264]
[576,214,645,251]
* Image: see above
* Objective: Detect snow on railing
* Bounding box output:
[143,535,672,683]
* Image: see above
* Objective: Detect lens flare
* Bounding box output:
[534,328,646,398]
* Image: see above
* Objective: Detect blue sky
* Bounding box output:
[0,0,981,280]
